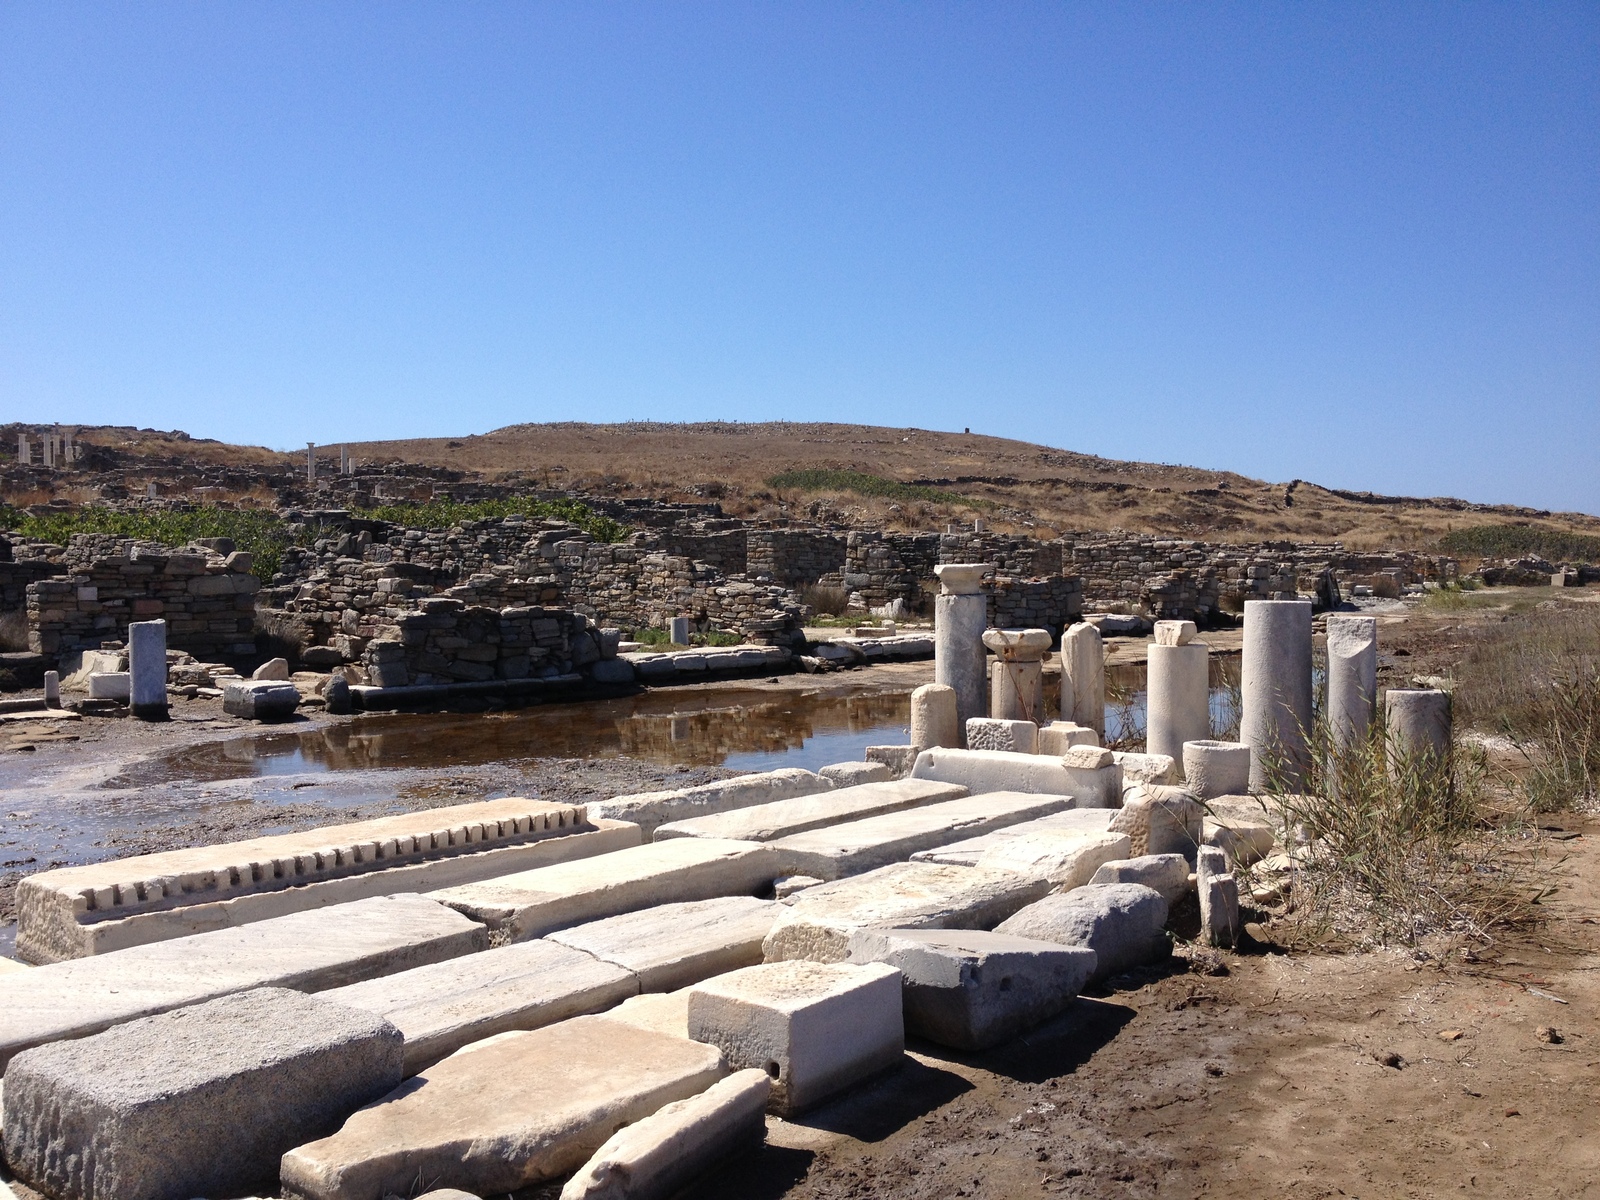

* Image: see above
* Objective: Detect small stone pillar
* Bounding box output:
[983,628,1051,724]
[933,563,992,743]
[1182,739,1251,799]
[1240,599,1313,791]
[43,670,60,708]
[1326,615,1379,749]
[17,434,28,464]
[306,442,317,483]
[1385,688,1452,780]
[128,619,169,721]
[909,683,959,750]
[1060,622,1105,737]
[668,616,691,645]
[1147,621,1210,770]
[1197,844,1239,947]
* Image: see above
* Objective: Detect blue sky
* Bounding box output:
[2,4,1596,513]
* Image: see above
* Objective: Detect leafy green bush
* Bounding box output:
[354,497,628,542]
[765,469,972,506]
[1440,524,1600,562]
[0,504,303,578]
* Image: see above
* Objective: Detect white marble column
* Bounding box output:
[910,683,959,750]
[934,563,992,743]
[1326,615,1379,748]
[1241,599,1313,790]
[1060,622,1106,737]
[1147,620,1211,770]
[983,628,1051,724]
[128,619,169,721]
[1385,688,1452,780]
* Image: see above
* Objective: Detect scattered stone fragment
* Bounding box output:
[3,988,403,1200]
[1088,854,1193,905]
[688,961,903,1116]
[995,883,1170,984]
[1036,721,1098,755]
[224,679,302,720]
[964,717,1038,754]
[558,1068,771,1200]
[1536,1025,1563,1044]
[1110,751,1179,787]
[818,761,892,787]
[847,927,1096,1051]
[279,1015,725,1200]
[974,830,1132,891]
[1437,1028,1464,1041]
[1110,784,1203,858]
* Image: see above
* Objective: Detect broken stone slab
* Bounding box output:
[606,989,694,1039]
[586,769,834,837]
[763,863,1050,964]
[653,780,967,844]
[995,883,1170,984]
[1153,620,1198,647]
[864,745,917,778]
[279,1015,725,1200]
[910,747,1121,806]
[253,657,292,680]
[0,895,485,1071]
[973,830,1132,890]
[433,838,779,942]
[817,761,892,787]
[546,896,782,992]
[87,671,130,701]
[17,798,618,963]
[774,874,824,898]
[1088,854,1192,904]
[558,1068,770,1200]
[1196,846,1240,947]
[847,927,1097,1051]
[223,679,302,720]
[769,792,1070,881]
[964,717,1038,754]
[910,807,1118,868]
[1037,721,1099,755]
[1111,750,1179,787]
[1109,784,1204,860]
[3,988,403,1200]
[321,940,638,1076]
[687,961,903,1116]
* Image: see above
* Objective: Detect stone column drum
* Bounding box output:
[1060,622,1105,737]
[983,628,1052,725]
[909,683,960,750]
[934,564,992,744]
[127,619,169,721]
[1385,688,1452,780]
[1147,640,1211,771]
[1326,615,1379,749]
[1240,599,1313,791]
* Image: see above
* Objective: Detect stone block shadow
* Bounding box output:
[914,995,1137,1086]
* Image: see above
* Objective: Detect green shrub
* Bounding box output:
[354,497,628,542]
[765,469,975,506]
[0,504,303,578]
[1440,524,1600,562]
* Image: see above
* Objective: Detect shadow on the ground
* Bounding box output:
[914,995,1138,1085]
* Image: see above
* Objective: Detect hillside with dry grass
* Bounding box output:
[10,421,1600,552]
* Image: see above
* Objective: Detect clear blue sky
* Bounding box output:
[2,4,1596,513]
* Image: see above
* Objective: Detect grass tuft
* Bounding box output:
[353,497,628,542]
[1440,524,1600,563]
[765,469,976,507]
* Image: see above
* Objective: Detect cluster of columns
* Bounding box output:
[307,444,360,483]
[16,429,80,468]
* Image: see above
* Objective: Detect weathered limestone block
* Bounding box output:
[1087,854,1192,904]
[964,717,1038,754]
[818,761,892,788]
[910,808,1118,868]
[3,988,403,1200]
[322,940,639,1076]
[559,1069,771,1200]
[864,744,917,778]
[1109,784,1204,860]
[547,896,781,991]
[127,618,169,720]
[1201,795,1278,867]
[1111,750,1179,788]
[224,679,302,721]
[1153,620,1197,646]
[983,628,1051,724]
[586,769,833,837]
[279,1016,725,1200]
[0,895,486,1071]
[1385,688,1452,780]
[974,830,1132,890]
[87,672,130,700]
[847,927,1097,1051]
[433,838,779,942]
[253,657,292,680]
[605,989,695,1040]
[653,780,966,844]
[995,883,1169,984]
[1326,614,1379,748]
[1181,739,1251,800]
[909,682,959,750]
[1146,641,1210,767]
[770,793,1069,881]
[1241,599,1313,789]
[17,798,611,964]
[687,961,903,1116]
[1197,846,1239,948]
[1037,721,1098,755]
[762,862,1050,964]
[911,747,1121,807]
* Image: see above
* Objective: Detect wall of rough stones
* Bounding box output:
[747,529,848,585]
[25,542,259,659]
[361,597,601,688]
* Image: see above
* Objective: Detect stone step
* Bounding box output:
[279,1015,725,1200]
[652,779,967,844]
[546,896,782,992]
[16,798,600,964]
[321,940,639,1076]
[586,769,833,838]
[0,894,486,1071]
[762,862,1051,964]
[769,793,1072,881]
[433,839,780,942]
[909,747,1121,806]
[3,988,403,1200]
[910,807,1117,867]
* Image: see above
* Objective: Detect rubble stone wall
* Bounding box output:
[361,598,597,689]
